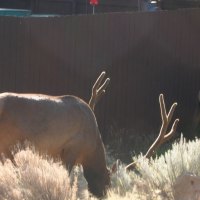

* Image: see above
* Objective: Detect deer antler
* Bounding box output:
[126,94,179,171]
[144,94,179,158]
[89,71,110,111]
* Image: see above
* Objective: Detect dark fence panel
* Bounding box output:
[0,0,138,15]
[0,9,200,140]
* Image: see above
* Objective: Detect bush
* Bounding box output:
[1,135,200,200]
[109,135,200,200]
[0,144,85,200]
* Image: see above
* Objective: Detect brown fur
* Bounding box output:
[0,92,110,197]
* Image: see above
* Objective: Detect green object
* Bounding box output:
[0,8,31,16]
[31,14,60,17]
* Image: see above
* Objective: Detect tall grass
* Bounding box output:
[0,135,200,199]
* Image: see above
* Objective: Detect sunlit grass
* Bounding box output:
[0,135,200,199]
[109,135,200,200]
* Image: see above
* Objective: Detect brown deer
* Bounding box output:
[125,94,179,171]
[0,71,110,198]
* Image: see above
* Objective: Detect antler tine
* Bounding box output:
[126,94,179,171]
[159,95,179,144]
[163,118,179,143]
[93,71,107,92]
[160,94,167,123]
[96,76,110,100]
[145,94,179,159]
[89,71,110,111]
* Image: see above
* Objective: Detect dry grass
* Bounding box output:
[109,135,200,200]
[0,144,80,200]
[0,135,200,200]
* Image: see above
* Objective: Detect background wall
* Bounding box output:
[0,0,138,15]
[0,8,200,140]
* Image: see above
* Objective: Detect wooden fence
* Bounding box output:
[0,0,138,15]
[0,8,200,140]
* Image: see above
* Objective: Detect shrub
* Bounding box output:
[0,144,84,200]
[109,135,200,200]
[1,135,200,200]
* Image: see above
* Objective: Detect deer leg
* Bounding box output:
[60,148,77,172]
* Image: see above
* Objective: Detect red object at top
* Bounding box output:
[90,0,99,5]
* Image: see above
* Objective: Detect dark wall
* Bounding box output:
[0,0,138,15]
[0,9,200,140]
[0,0,200,15]
[161,0,200,10]
[0,0,32,10]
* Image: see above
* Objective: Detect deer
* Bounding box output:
[0,68,179,197]
[0,71,110,198]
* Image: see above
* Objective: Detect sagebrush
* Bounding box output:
[0,135,200,200]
